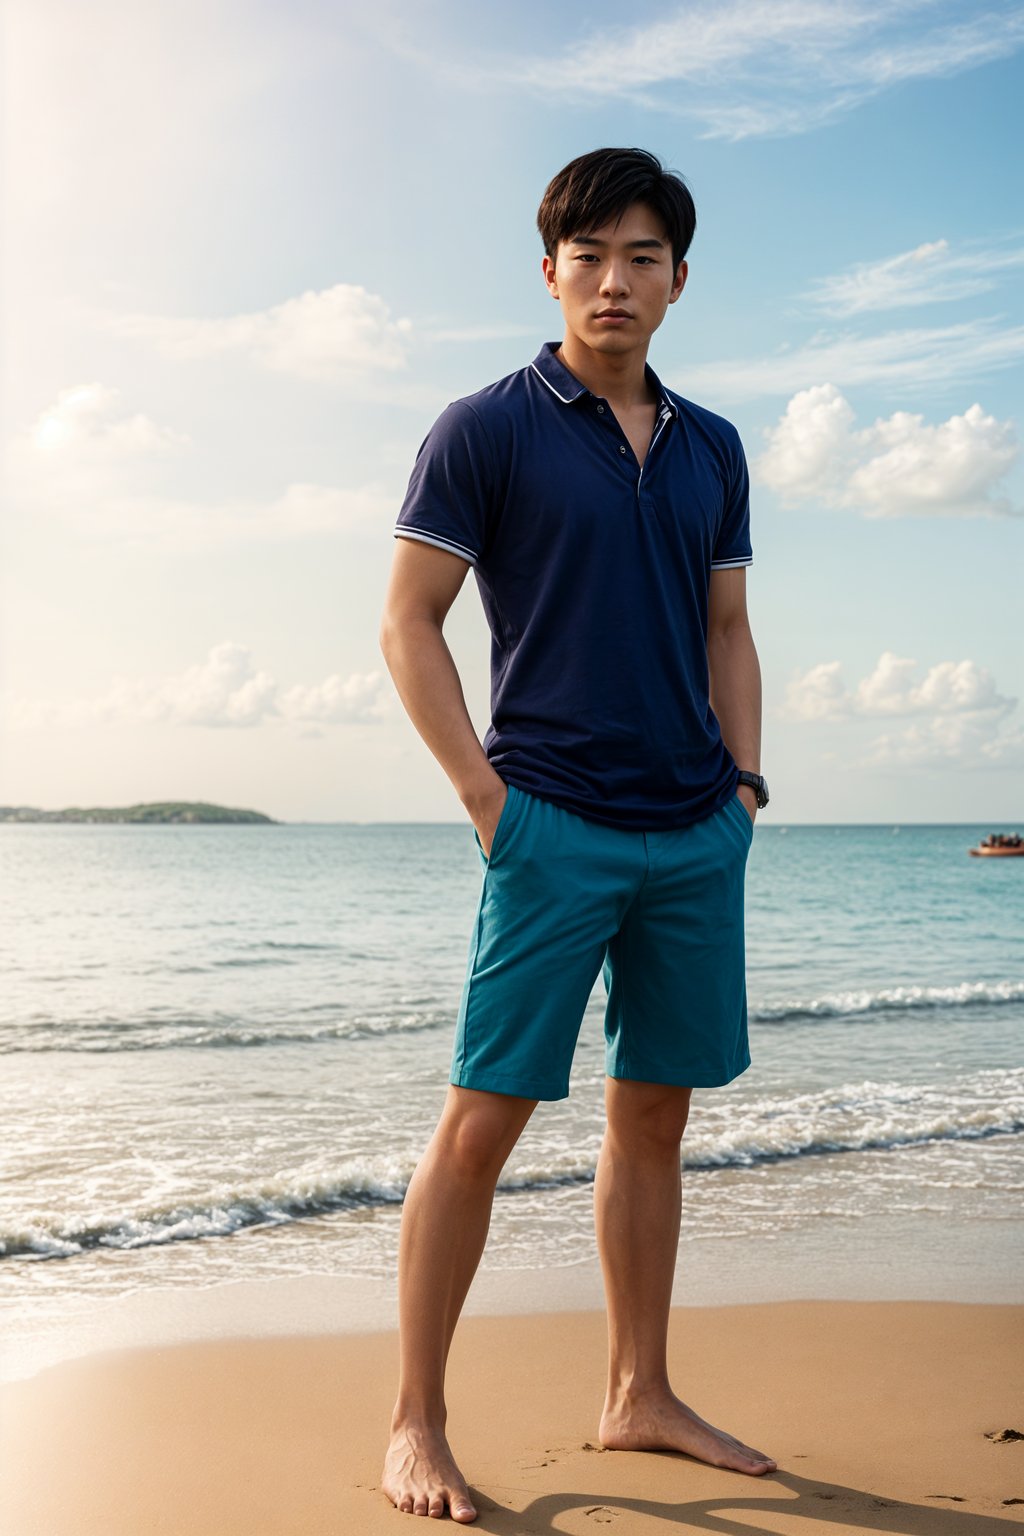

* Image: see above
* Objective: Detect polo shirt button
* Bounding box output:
[619,444,627,454]
[596,404,605,413]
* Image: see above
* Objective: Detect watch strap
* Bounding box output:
[736,770,769,809]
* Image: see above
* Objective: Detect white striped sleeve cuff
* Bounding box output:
[394,527,478,566]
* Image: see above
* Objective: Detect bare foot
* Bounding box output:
[599,1389,777,1476]
[382,1420,477,1521]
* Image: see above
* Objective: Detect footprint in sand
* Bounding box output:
[583,1508,616,1524]
[986,1428,1024,1443]
[520,1445,565,1469]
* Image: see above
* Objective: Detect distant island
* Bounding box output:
[0,801,278,824]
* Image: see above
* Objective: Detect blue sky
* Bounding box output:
[3,0,1022,822]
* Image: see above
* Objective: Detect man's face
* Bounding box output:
[541,201,687,356]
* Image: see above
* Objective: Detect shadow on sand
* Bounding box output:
[462,1468,1020,1533]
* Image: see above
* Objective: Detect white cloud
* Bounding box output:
[29,381,188,457]
[786,651,1016,723]
[854,653,1014,716]
[756,384,858,501]
[95,283,413,381]
[4,643,394,731]
[5,381,194,514]
[804,238,1024,316]
[524,1,867,93]
[756,384,1020,517]
[783,660,848,721]
[149,643,281,728]
[278,671,392,725]
[680,317,1024,403]
[6,381,397,547]
[784,650,1022,767]
[16,382,188,473]
[507,2,1024,141]
[863,714,1024,768]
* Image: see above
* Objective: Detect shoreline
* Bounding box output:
[2,1298,1021,1534]
[4,1206,1021,1388]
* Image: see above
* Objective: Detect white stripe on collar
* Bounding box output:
[529,362,586,404]
[532,360,676,419]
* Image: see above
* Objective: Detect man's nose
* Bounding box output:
[599,261,630,296]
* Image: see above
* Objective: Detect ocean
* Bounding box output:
[2,817,1021,1381]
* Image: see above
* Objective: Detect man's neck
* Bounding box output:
[555,332,657,411]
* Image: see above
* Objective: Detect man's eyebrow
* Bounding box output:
[569,235,666,250]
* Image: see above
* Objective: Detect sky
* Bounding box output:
[2,0,1023,824]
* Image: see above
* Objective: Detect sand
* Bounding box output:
[1,1300,1021,1534]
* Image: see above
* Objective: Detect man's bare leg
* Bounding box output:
[382,1084,538,1521]
[595,1077,777,1475]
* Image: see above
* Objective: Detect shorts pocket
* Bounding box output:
[474,782,519,865]
[727,789,755,842]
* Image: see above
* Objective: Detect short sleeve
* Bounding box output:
[711,426,753,570]
[394,401,498,568]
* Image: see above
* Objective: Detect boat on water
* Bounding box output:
[970,832,1024,857]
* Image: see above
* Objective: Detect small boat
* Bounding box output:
[970,832,1024,857]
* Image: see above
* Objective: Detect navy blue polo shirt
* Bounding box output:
[394,341,753,830]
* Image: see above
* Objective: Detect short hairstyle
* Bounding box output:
[537,147,696,272]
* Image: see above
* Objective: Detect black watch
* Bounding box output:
[737,770,769,809]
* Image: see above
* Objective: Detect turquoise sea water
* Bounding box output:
[1,818,1021,1377]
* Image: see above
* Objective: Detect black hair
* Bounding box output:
[537,147,696,272]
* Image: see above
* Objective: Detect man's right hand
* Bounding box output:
[464,775,508,860]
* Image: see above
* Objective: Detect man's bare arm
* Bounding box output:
[707,567,762,822]
[379,538,507,853]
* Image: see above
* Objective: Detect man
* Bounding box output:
[379,146,773,1523]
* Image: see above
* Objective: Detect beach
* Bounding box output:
[1,819,1021,1531]
[2,1296,1022,1533]
[8,0,1024,1523]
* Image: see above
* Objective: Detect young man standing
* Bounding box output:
[379,147,773,1522]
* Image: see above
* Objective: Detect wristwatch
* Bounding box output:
[737,770,770,809]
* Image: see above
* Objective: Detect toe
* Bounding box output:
[731,1434,775,1468]
[398,1494,414,1513]
[413,1494,429,1516]
[428,1494,445,1518]
[452,1493,478,1523]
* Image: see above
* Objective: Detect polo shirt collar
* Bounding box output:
[530,340,678,419]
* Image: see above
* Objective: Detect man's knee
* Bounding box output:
[605,1078,693,1153]
[437,1086,536,1180]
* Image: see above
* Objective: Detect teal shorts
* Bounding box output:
[452,783,754,1101]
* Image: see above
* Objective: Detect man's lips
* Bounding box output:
[595,309,632,321]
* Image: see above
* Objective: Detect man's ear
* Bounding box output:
[669,259,688,304]
[542,252,560,300]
